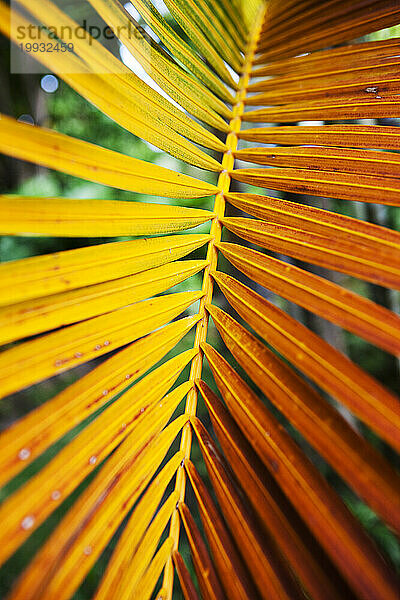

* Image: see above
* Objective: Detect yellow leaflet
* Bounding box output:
[257,4,400,61]
[116,493,178,599]
[225,192,400,250]
[239,0,261,30]
[16,9,222,169]
[199,339,399,600]
[94,451,185,600]
[132,538,174,600]
[178,502,225,600]
[129,0,236,102]
[0,234,211,306]
[208,0,248,46]
[204,0,246,50]
[221,215,400,290]
[213,271,400,453]
[0,196,214,237]
[60,71,223,171]
[9,416,188,600]
[172,552,201,600]
[130,1,237,89]
[176,0,243,69]
[0,356,194,568]
[0,0,226,153]
[0,291,202,398]
[0,114,219,198]
[87,0,232,129]
[184,457,255,600]
[163,0,242,75]
[0,260,207,345]
[206,304,400,533]
[3,3,221,170]
[0,318,198,487]
[236,125,400,151]
[216,242,400,356]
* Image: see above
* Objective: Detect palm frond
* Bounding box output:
[0,0,399,598]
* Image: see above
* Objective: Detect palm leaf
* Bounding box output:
[0,0,399,599]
